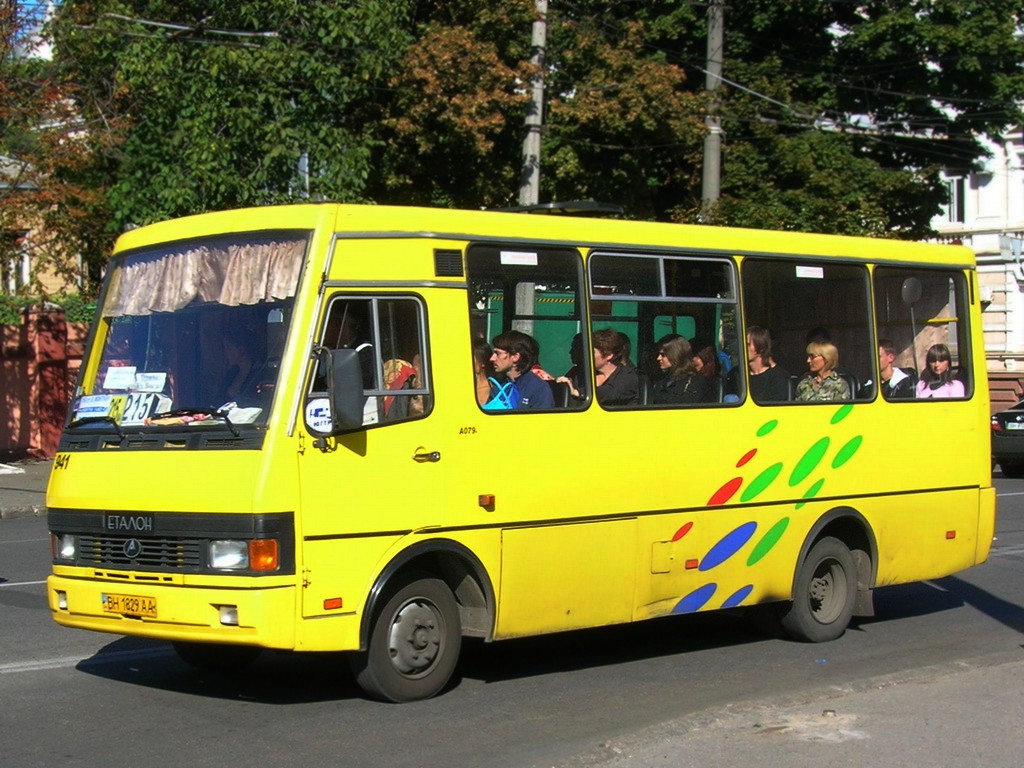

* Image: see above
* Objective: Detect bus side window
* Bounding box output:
[466,244,586,412]
[312,295,431,426]
[873,268,971,400]
[742,259,872,405]
[589,252,739,410]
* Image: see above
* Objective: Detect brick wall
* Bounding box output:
[1,310,87,460]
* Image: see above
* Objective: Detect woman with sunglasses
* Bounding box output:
[795,341,851,402]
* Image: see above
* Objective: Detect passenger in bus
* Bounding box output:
[876,338,916,399]
[916,343,964,398]
[489,330,555,409]
[644,333,682,382]
[651,336,709,405]
[556,333,587,401]
[795,341,851,401]
[616,332,634,369]
[221,334,262,406]
[746,326,790,402]
[693,343,718,378]
[593,328,639,406]
[473,339,495,406]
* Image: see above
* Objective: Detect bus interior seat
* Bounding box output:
[636,373,651,405]
[706,376,723,403]
[548,379,571,408]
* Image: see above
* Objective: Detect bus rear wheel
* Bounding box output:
[350,574,461,703]
[779,536,857,643]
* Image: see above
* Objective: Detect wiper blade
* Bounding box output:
[147,407,240,437]
[67,416,126,439]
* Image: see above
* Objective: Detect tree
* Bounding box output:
[49,1,415,233]
[365,1,536,209]
[679,0,1024,236]
[1,0,106,293]
[37,0,1024,248]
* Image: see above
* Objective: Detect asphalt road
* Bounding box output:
[1,469,1022,768]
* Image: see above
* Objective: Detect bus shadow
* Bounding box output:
[457,611,762,684]
[854,576,1024,636]
[76,576,1023,702]
[931,575,1024,634]
[75,611,763,704]
[76,637,364,704]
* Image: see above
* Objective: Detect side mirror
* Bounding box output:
[304,347,365,436]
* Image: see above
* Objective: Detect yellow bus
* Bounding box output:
[47,204,995,702]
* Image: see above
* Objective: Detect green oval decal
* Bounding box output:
[832,435,863,468]
[830,404,854,424]
[747,517,790,566]
[757,420,779,437]
[795,478,825,509]
[789,437,830,486]
[740,462,783,502]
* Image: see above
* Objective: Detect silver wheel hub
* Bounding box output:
[387,599,442,676]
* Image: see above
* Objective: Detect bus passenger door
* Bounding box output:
[296,293,445,624]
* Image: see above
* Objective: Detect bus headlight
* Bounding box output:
[210,539,280,571]
[210,540,249,570]
[51,533,77,562]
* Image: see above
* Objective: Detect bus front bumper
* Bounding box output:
[47,572,298,649]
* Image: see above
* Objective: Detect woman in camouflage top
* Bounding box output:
[796,341,851,402]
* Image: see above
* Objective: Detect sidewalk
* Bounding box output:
[0,459,51,518]
[557,655,1024,768]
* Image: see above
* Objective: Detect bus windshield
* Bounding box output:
[68,232,308,431]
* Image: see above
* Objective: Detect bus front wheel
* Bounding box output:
[780,537,857,643]
[350,574,462,703]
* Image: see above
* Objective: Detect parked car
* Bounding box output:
[991,399,1024,478]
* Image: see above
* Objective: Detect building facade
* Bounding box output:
[933,129,1024,377]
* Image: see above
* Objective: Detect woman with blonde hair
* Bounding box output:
[795,341,850,402]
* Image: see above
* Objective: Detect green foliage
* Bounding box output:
[50,1,416,230]
[11,0,1024,252]
[0,292,94,325]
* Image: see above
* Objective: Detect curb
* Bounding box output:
[0,505,47,520]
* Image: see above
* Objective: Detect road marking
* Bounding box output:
[0,647,172,675]
[0,580,47,588]
[990,545,1024,558]
[996,490,1024,497]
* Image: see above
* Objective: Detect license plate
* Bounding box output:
[1006,422,1023,430]
[102,592,157,618]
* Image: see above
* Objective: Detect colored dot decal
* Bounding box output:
[700,521,757,571]
[757,420,779,437]
[671,521,694,542]
[674,583,717,614]
[747,517,790,566]
[737,448,757,468]
[789,437,830,487]
[708,476,743,506]
[831,404,853,424]
[740,462,783,502]
[721,585,754,609]
[795,478,826,509]
[831,435,863,469]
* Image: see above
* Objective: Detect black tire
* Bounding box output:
[172,641,262,672]
[350,574,461,703]
[779,536,857,643]
[999,462,1024,479]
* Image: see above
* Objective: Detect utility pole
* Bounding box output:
[519,0,548,206]
[701,0,724,219]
